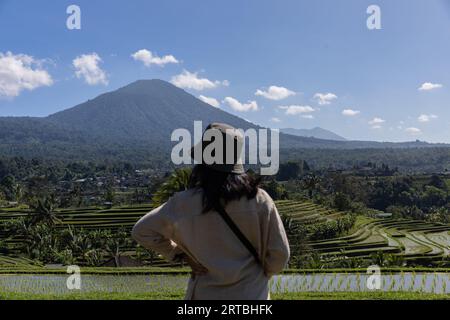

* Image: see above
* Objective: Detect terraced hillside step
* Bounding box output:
[1,200,449,267]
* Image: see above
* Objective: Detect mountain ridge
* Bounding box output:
[280,127,347,141]
[46,79,257,144]
[0,79,448,165]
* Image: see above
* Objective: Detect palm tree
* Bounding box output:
[370,251,387,267]
[151,168,192,207]
[71,229,92,260]
[280,214,311,268]
[304,252,324,269]
[386,254,405,267]
[29,196,62,226]
[0,239,7,254]
[135,245,158,266]
[302,174,321,199]
[27,223,57,262]
[104,229,131,267]
[13,183,23,204]
[280,214,300,238]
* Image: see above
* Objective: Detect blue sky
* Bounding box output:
[1,0,450,142]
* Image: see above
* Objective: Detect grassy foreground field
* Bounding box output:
[1,266,450,274]
[1,269,449,300]
[1,291,449,300]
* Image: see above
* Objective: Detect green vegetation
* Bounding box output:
[273,291,450,300]
[0,266,449,275]
[1,166,450,270]
[0,205,157,267]
[0,267,191,275]
[1,197,448,270]
[1,290,448,300]
[0,291,186,300]
[151,168,190,207]
[1,156,450,300]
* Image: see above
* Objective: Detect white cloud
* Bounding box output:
[223,97,258,112]
[313,92,337,105]
[73,53,108,85]
[270,117,281,123]
[418,114,437,123]
[405,127,422,135]
[368,117,385,125]
[368,117,385,129]
[279,105,315,115]
[131,49,179,67]
[198,95,220,108]
[0,52,53,97]
[342,109,360,116]
[255,85,295,100]
[302,115,314,119]
[171,70,228,91]
[418,82,442,91]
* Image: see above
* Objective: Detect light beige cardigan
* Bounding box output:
[132,188,290,300]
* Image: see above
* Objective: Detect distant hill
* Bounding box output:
[47,80,256,147]
[281,127,346,141]
[0,79,449,170]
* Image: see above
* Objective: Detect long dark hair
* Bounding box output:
[188,164,260,213]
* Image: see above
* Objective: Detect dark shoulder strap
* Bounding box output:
[214,204,262,266]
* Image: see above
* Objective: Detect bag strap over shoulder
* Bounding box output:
[214,204,262,266]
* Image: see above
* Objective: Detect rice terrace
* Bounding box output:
[1,195,449,299]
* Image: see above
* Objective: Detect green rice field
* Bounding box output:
[1,200,450,299]
[0,272,448,299]
[1,200,449,267]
